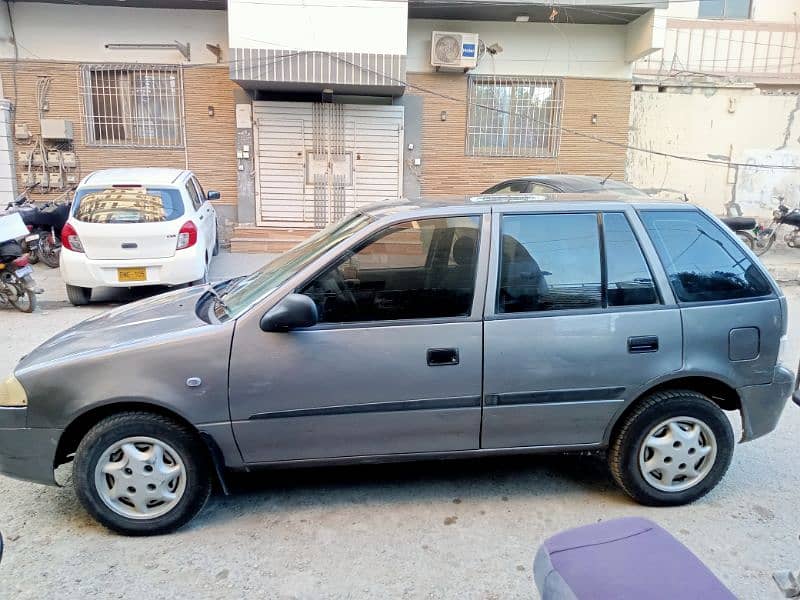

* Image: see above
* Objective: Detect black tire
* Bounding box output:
[73,412,212,536]
[38,232,61,268]
[9,286,36,313]
[66,284,91,305]
[608,390,734,506]
[28,250,40,265]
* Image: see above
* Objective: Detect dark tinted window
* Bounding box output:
[641,210,771,303]
[72,187,184,223]
[498,213,602,313]
[301,216,480,323]
[698,0,751,19]
[604,213,658,306]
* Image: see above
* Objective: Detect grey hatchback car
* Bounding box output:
[0,195,795,535]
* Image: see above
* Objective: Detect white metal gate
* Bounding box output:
[253,101,404,228]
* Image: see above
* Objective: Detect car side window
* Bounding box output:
[498,213,602,313]
[185,181,202,211]
[191,177,206,203]
[491,181,529,195]
[300,216,481,324]
[529,184,555,194]
[604,213,659,307]
[640,210,772,303]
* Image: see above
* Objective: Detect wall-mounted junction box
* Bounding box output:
[47,150,61,167]
[14,123,31,140]
[17,150,31,164]
[34,172,49,187]
[40,119,74,141]
[61,152,77,168]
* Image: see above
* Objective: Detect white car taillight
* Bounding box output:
[777,334,792,370]
[61,222,84,253]
[176,221,198,250]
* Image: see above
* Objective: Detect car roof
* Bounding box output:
[500,174,641,191]
[79,168,190,187]
[360,193,692,218]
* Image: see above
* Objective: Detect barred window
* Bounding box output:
[80,65,184,148]
[466,76,563,158]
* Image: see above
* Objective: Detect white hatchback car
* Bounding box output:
[60,168,219,305]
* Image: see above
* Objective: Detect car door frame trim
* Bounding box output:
[484,387,626,407]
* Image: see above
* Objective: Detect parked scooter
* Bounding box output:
[3,192,70,268]
[0,213,41,313]
[730,196,800,257]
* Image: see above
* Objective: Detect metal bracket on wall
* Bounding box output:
[206,44,222,63]
[105,41,190,61]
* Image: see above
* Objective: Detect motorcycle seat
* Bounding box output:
[720,216,756,231]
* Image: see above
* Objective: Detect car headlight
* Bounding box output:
[0,375,27,407]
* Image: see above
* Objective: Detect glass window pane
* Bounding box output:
[698,0,725,17]
[603,213,658,307]
[302,216,481,323]
[498,213,602,313]
[640,210,771,303]
[72,188,185,223]
[185,182,202,211]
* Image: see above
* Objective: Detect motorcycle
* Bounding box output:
[3,194,70,268]
[720,215,758,250]
[0,213,41,313]
[732,197,800,257]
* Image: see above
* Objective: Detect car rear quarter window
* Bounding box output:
[73,187,185,223]
[640,209,772,303]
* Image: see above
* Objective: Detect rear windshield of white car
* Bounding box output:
[72,187,185,223]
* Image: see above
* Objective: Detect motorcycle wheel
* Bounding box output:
[39,232,61,268]
[736,231,755,250]
[754,233,776,257]
[8,281,37,313]
[27,248,40,265]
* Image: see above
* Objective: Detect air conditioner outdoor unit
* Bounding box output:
[430,31,479,70]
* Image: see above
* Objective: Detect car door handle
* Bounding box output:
[628,336,659,353]
[198,215,204,220]
[427,348,459,366]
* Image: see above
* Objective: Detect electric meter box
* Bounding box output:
[40,119,74,141]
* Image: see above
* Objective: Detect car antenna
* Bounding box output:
[601,173,612,186]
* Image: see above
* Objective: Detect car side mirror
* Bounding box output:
[207,190,221,201]
[260,294,318,332]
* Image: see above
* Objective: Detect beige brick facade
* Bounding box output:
[406,73,632,197]
[0,61,238,207]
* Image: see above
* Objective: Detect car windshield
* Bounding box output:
[72,187,185,223]
[217,212,375,319]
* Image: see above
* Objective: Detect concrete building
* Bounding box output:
[0,1,667,250]
[629,0,800,217]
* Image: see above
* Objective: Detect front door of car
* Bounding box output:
[190,176,216,250]
[481,209,683,449]
[228,214,489,464]
[184,179,211,254]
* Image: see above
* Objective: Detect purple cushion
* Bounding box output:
[533,517,735,600]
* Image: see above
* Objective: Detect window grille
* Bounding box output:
[79,65,184,148]
[466,76,563,158]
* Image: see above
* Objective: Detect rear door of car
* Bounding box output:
[71,186,185,260]
[481,205,683,449]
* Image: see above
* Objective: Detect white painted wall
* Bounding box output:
[663,0,799,22]
[408,19,634,79]
[228,0,407,54]
[0,3,228,64]
[627,87,800,216]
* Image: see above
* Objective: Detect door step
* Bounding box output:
[229,227,318,253]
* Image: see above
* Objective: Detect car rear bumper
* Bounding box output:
[0,407,59,486]
[60,246,205,288]
[738,365,795,442]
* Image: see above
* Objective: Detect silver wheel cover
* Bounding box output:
[94,436,187,520]
[638,417,717,493]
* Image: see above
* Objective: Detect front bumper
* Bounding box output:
[60,246,205,288]
[0,407,59,485]
[739,366,795,442]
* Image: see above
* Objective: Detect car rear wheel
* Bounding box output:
[608,390,733,506]
[73,412,212,536]
[66,284,91,306]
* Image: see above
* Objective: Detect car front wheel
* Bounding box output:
[608,390,733,506]
[73,412,212,536]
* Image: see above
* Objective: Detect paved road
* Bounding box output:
[0,255,798,599]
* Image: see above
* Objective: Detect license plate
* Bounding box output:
[118,267,147,282]
[15,265,33,277]
[25,234,40,243]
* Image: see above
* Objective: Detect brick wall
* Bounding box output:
[0,61,239,209]
[405,73,632,196]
